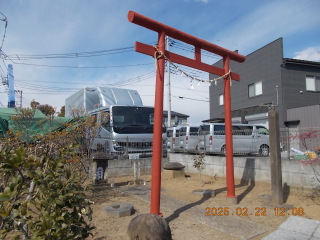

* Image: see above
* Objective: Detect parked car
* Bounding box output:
[165,125,182,152]
[197,123,270,156]
[177,126,200,153]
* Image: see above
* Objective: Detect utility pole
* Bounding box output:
[166,36,171,127]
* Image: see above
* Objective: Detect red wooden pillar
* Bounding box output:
[223,56,237,203]
[150,31,166,215]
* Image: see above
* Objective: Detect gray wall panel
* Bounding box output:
[209,38,320,128]
[210,38,283,124]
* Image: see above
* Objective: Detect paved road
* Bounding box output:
[262,215,320,240]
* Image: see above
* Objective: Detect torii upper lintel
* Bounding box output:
[128,11,245,63]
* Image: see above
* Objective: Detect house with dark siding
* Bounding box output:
[209,38,320,128]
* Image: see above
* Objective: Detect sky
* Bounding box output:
[0,0,319,126]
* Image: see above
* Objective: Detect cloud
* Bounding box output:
[195,0,209,3]
[96,79,108,85]
[208,1,320,56]
[294,47,320,61]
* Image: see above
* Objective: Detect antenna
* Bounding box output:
[259,86,278,109]
[275,85,278,106]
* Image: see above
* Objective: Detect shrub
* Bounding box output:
[0,108,100,239]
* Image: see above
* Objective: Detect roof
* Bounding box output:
[284,120,300,127]
[163,110,189,118]
[219,105,270,118]
[283,58,320,67]
[202,118,225,123]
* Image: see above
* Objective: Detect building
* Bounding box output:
[163,110,189,127]
[209,38,320,128]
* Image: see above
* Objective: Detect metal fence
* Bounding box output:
[280,127,320,160]
[88,127,320,160]
[91,136,167,159]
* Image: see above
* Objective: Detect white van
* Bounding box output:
[197,123,270,156]
[165,126,183,152]
[166,126,200,153]
[179,126,201,153]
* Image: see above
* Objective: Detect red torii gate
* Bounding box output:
[128,11,246,215]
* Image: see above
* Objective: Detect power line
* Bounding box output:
[13,62,154,69]
[14,70,156,85]
[175,96,209,102]
[169,39,221,59]
[12,70,157,93]
[169,65,209,79]
[15,82,79,91]
[193,33,255,50]
[4,41,158,61]
[171,74,209,99]
[5,47,134,60]
[0,12,7,49]
[0,65,6,75]
[1,56,7,71]
[16,71,209,99]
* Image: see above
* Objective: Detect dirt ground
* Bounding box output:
[88,173,320,240]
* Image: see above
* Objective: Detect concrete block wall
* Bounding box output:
[106,158,169,178]
[168,153,320,191]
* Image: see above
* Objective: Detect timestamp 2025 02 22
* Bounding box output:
[205,207,305,216]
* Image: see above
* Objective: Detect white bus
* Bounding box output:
[65,87,166,159]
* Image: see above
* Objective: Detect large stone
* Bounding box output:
[162,169,185,179]
[163,162,185,170]
[127,213,172,240]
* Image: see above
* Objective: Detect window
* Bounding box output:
[214,125,225,135]
[248,81,262,98]
[219,94,224,106]
[199,125,210,135]
[237,126,253,135]
[179,127,186,136]
[190,127,198,136]
[306,75,320,92]
[178,118,183,124]
[256,126,269,135]
[150,114,154,124]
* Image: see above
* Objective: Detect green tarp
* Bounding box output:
[0,108,78,141]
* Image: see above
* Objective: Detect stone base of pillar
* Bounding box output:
[162,169,185,179]
[225,196,238,205]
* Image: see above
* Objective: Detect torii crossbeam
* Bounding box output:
[128,11,246,215]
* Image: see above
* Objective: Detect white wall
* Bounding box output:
[168,153,320,191]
